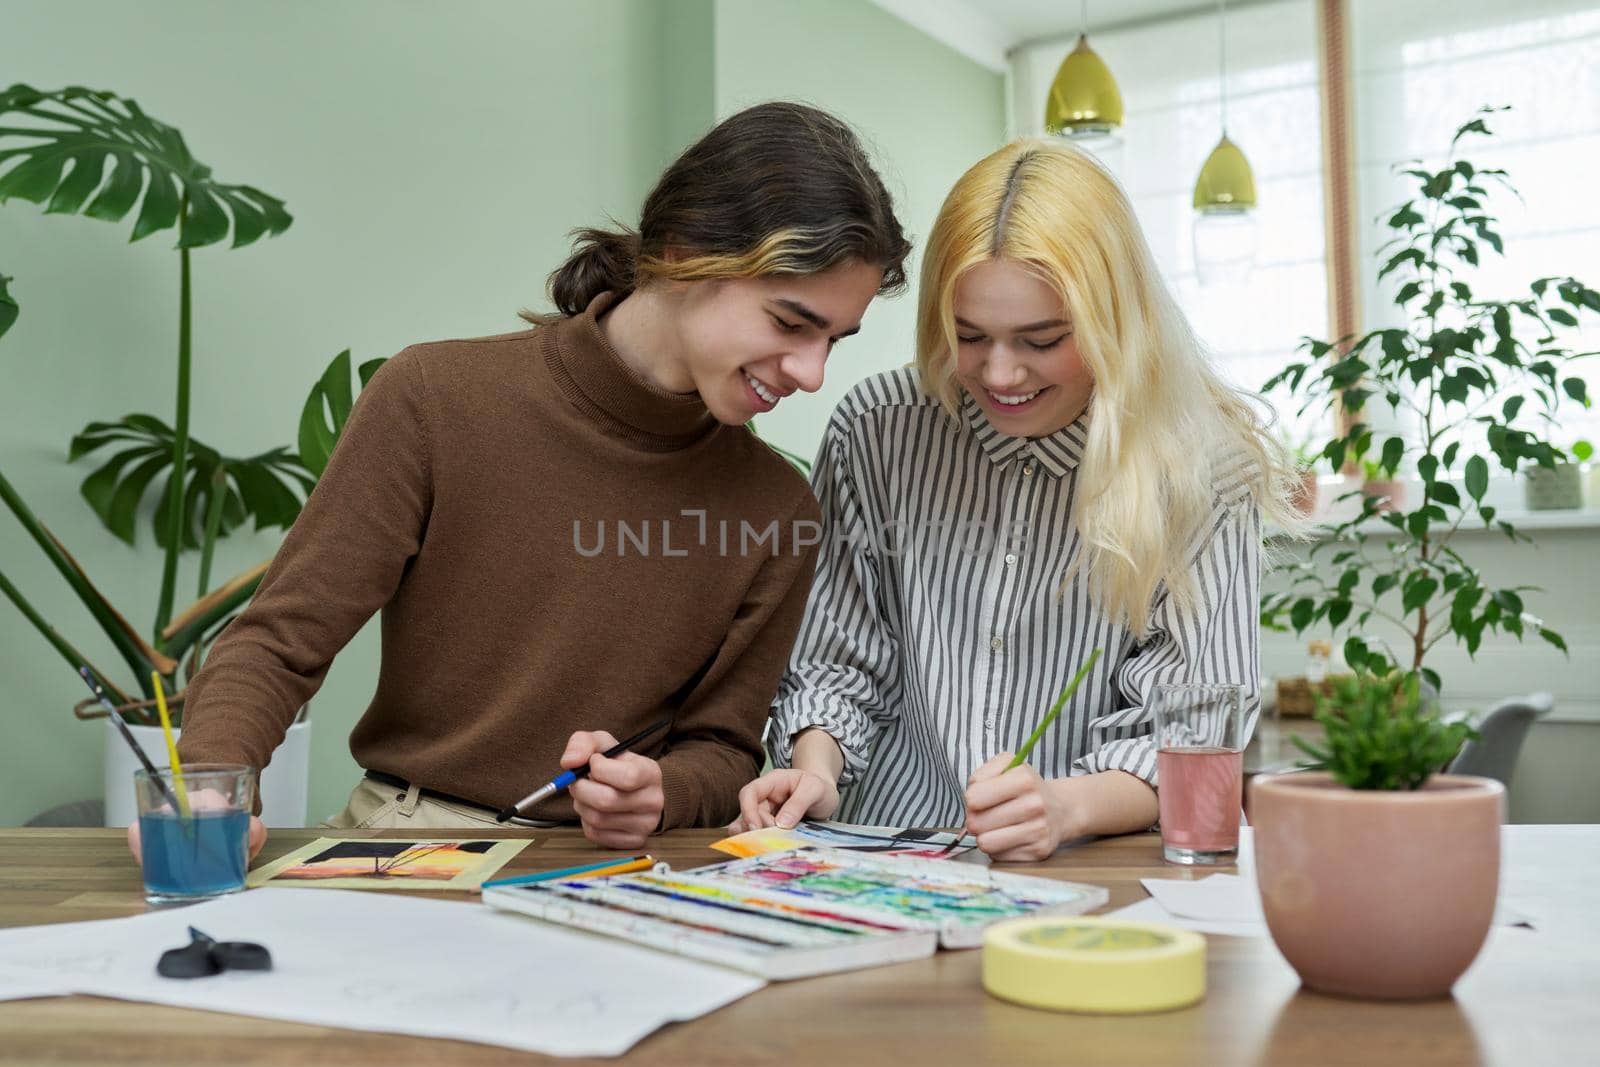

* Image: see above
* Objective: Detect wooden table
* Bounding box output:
[1,826,1595,1065]
[1244,717,1326,776]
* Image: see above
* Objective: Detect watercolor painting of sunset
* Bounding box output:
[246,838,530,890]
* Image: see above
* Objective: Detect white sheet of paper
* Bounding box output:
[0,968,73,1002]
[0,889,764,1057]
[1140,874,1265,925]
[1107,895,1268,938]
[0,914,142,1001]
[1118,867,1535,938]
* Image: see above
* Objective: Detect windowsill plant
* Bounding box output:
[1521,438,1590,511]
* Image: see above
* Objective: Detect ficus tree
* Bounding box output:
[1261,107,1595,693]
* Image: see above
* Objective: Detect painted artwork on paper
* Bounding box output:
[711,820,981,862]
[246,838,531,890]
[700,848,1095,929]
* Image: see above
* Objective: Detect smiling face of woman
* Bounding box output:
[953,258,1094,438]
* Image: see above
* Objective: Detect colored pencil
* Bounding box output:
[483,855,655,889]
[497,717,673,822]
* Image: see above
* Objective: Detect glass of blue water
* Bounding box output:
[134,763,255,907]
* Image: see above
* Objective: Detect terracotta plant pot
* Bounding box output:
[1250,770,1503,999]
[1360,478,1406,513]
[1291,469,1319,515]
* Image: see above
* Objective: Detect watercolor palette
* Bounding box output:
[486,866,936,979]
[485,846,1107,976]
[670,847,1107,948]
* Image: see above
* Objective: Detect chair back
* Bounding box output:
[1447,693,1555,787]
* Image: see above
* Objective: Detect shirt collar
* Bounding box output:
[961,392,1089,478]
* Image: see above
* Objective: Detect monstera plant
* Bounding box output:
[0,84,378,720]
[0,271,16,339]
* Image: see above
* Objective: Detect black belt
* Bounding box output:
[363,769,500,815]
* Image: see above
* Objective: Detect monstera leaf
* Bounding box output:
[0,83,290,247]
[299,349,387,477]
[70,415,315,550]
[0,271,16,339]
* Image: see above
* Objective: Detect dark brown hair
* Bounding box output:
[529,101,909,322]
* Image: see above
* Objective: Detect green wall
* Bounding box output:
[0,1,1006,826]
[713,0,1006,464]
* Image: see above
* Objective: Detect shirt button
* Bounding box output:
[1004,553,1017,566]
[985,716,996,730]
[990,636,1004,652]
[1022,463,1035,477]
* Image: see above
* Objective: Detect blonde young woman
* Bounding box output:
[733,139,1300,861]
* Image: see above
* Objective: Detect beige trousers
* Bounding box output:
[321,777,557,830]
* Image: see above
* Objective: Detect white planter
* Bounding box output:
[103,716,311,828]
[1523,463,1583,511]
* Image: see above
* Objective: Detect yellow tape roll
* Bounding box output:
[982,917,1205,1014]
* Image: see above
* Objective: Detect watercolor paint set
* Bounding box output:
[483,846,1107,979]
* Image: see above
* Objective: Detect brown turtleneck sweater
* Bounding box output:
[176,295,822,828]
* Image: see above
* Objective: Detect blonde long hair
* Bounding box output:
[916,139,1301,638]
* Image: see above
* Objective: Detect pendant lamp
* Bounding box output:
[1193,0,1258,285]
[1044,1,1124,149]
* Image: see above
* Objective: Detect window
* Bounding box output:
[1353,0,1600,466]
[1009,0,1328,451]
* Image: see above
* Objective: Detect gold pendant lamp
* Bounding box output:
[1193,0,1259,285]
[1044,1,1124,145]
[1194,136,1257,212]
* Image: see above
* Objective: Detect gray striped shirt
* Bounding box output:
[768,369,1262,827]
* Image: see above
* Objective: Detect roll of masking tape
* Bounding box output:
[982,917,1205,1014]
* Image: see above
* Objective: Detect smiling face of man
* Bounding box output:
[672,259,883,425]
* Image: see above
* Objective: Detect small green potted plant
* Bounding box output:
[1250,671,1501,1000]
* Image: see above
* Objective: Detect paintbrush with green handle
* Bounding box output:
[1008,646,1104,770]
[939,646,1104,856]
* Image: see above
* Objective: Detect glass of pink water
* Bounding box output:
[1153,683,1246,865]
